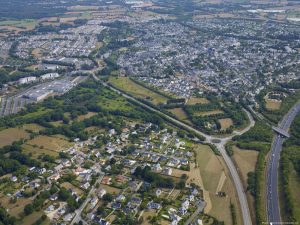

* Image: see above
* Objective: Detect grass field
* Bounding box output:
[76,112,97,122]
[22,123,44,132]
[195,144,242,225]
[100,184,121,195]
[0,127,29,147]
[219,118,233,131]
[289,165,300,221]
[0,19,38,36]
[61,182,84,196]
[195,110,224,117]
[187,97,209,105]
[26,135,72,152]
[0,194,32,218]
[109,77,168,105]
[168,108,188,120]
[22,143,59,158]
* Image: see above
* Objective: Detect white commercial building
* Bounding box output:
[18,76,37,85]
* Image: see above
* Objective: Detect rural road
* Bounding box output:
[92,74,254,225]
[266,102,300,224]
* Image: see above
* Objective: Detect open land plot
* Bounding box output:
[187,97,209,105]
[61,182,84,196]
[219,118,233,130]
[0,127,29,147]
[194,110,224,117]
[25,135,72,152]
[21,210,46,225]
[264,97,282,110]
[32,48,43,58]
[99,184,121,195]
[109,77,169,105]
[141,210,157,225]
[0,194,32,218]
[195,144,242,225]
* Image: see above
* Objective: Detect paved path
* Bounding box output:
[92,74,254,225]
[266,102,300,223]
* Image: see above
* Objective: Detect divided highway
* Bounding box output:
[93,74,254,225]
[267,102,300,223]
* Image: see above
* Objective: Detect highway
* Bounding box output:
[267,102,300,224]
[92,74,254,225]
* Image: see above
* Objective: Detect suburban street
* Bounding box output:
[93,74,254,225]
[70,173,105,225]
[267,102,300,224]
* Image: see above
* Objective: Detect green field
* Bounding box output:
[109,77,169,105]
[289,165,300,221]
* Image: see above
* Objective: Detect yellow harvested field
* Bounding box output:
[232,146,258,184]
[196,144,242,224]
[195,110,224,117]
[187,97,209,105]
[232,145,258,221]
[265,98,281,110]
[26,135,72,152]
[219,118,233,130]
[0,127,29,147]
[109,77,168,105]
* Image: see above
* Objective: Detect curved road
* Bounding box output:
[93,74,254,225]
[267,102,300,224]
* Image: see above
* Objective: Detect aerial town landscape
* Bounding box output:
[0,0,300,225]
